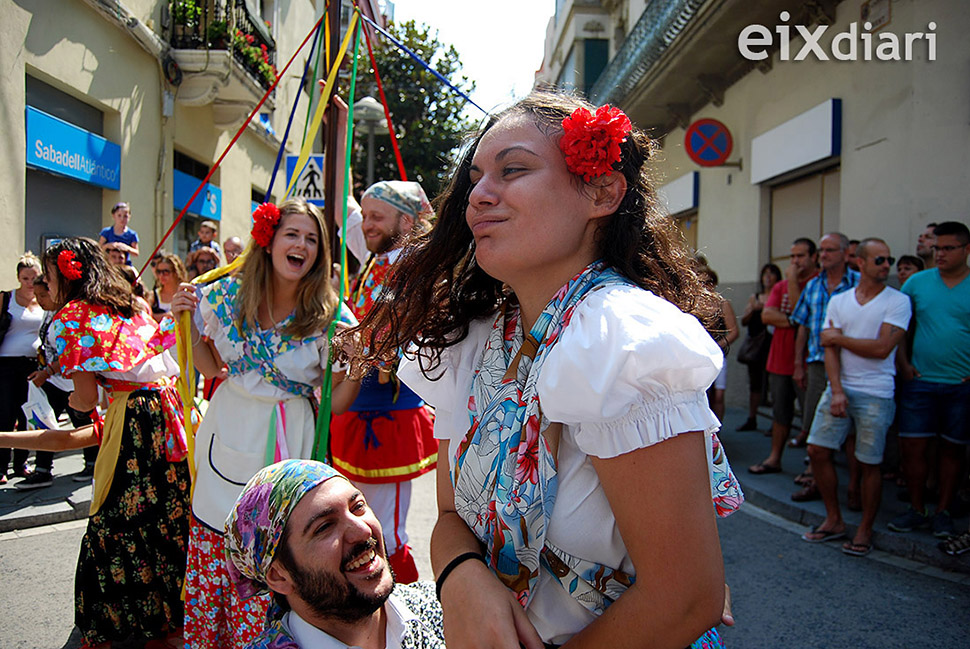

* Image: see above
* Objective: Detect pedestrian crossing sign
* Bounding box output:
[285,155,326,207]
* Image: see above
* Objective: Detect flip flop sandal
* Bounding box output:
[801,525,847,543]
[841,541,872,557]
[794,470,814,485]
[748,462,782,475]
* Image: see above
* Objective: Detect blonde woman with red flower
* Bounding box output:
[170,197,360,648]
[0,237,191,648]
[354,91,742,649]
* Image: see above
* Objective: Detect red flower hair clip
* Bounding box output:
[58,250,83,281]
[559,105,633,181]
[251,203,281,248]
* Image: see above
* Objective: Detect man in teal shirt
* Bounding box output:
[891,221,970,539]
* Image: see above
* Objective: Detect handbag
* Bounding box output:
[737,330,768,365]
[0,291,12,347]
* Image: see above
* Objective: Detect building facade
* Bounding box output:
[1,0,381,279]
[538,0,969,290]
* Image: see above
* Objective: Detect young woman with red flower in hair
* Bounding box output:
[353,91,743,649]
[0,237,191,648]
[170,197,360,648]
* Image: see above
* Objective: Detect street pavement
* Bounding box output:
[1,406,967,647]
[5,406,966,573]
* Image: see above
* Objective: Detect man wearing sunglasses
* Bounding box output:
[892,221,970,540]
[802,238,911,555]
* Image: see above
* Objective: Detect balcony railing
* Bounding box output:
[169,0,277,92]
[588,0,709,105]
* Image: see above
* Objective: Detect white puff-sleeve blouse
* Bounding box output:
[398,284,724,643]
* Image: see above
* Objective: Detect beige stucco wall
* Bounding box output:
[0,1,32,278]
[654,0,970,286]
[1,0,162,278]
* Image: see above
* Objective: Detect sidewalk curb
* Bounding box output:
[0,450,91,533]
[722,407,970,575]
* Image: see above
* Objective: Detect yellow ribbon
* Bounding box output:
[90,390,133,515]
[285,11,359,199]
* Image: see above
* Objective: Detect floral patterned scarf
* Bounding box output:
[452,261,743,623]
[453,261,629,606]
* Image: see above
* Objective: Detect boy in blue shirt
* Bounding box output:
[98,201,139,265]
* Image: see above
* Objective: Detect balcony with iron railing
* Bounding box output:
[167,0,277,128]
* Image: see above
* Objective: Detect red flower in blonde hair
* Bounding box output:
[58,250,83,280]
[251,203,281,248]
[559,105,633,181]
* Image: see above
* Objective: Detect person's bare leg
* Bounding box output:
[764,421,788,467]
[806,444,844,536]
[846,435,862,509]
[749,391,762,420]
[853,462,883,546]
[936,440,965,513]
[900,437,930,511]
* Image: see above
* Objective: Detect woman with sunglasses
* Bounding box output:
[149,254,187,323]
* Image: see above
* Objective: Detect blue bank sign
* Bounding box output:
[173,169,222,220]
[25,107,121,190]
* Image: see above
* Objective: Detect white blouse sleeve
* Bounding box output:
[198,279,227,343]
[538,284,723,459]
[398,316,493,444]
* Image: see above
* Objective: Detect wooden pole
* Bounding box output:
[323,2,342,255]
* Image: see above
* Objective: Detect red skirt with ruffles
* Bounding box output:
[330,406,437,484]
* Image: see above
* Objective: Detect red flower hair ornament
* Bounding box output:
[251,203,282,248]
[58,250,83,281]
[559,105,633,181]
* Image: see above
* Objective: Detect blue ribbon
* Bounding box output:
[358,12,488,115]
[356,410,393,450]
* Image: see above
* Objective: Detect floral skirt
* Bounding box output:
[75,390,191,645]
[184,518,271,648]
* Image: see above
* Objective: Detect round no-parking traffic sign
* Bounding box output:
[685,118,733,167]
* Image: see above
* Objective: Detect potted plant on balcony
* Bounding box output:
[231,29,277,89]
[171,0,202,40]
[207,20,229,49]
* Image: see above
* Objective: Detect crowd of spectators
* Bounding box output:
[735,221,970,557]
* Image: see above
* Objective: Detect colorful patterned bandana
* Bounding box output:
[225,459,344,599]
[361,181,433,221]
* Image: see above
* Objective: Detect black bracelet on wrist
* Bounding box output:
[435,551,485,601]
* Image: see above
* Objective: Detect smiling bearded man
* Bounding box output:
[331,181,439,584]
[225,460,444,649]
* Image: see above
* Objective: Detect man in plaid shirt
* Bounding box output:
[788,233,859,500]
[790,233,860,445]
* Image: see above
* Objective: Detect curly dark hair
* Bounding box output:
[352,90,721,376]
[42,237,137,318]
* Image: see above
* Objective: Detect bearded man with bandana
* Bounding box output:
[331,181,439,583]
[225,460,444,649]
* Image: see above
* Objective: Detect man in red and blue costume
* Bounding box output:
[332,180,438,583]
